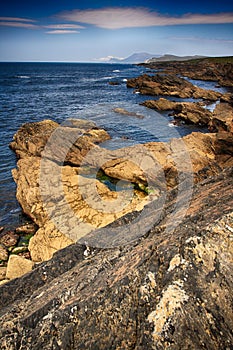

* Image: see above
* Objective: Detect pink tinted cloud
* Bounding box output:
[59,7,233,29]
[46,30,80,34]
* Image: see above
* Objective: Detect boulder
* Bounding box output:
[0,245,8,261]
[15,223,38,235]
[6,255,34,280]
[0,231,19,248]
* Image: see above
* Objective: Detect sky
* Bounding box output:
[0,0,233,62]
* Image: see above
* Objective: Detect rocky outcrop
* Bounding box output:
[0,166,232,349]
[1,56,232,348]
[9,116,233,265]
[210,102,233,133]
[127,74,221,100]
[10,119,110,166]
[10,120,152,262]
[142,98,213,125]
[207,102,233,157]
[141,57,233,87]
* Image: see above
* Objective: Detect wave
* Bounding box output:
[99,76,115,80]
[17,75,30,79]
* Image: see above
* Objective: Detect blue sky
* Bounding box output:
[0,0,233,62]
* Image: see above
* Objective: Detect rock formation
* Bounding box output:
[1,57,232,348]
[140,57,233,87]
[142,98,213,125]
[127,74,221,100]
[6,99,233,265]
[0,167,232,349]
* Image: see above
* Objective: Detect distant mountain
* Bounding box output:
[97,52,161,64]
[120,52,161,63]
[146,54,207,63]
[96,53,206,64]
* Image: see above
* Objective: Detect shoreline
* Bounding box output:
[0,58,232,348]
[1,58,233,278]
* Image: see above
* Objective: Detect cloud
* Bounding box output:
[0,16,38,29]
[0,17,84,32]
[95,55,124,62]
[46,30,80,34]
[59,7,233,29]
[0,17,36,23]
[44,24,85,29]
[170,36,233,43]
[0,21,38,29]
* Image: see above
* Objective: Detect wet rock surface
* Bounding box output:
[0,167,232,349]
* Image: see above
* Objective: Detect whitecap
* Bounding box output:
[168,122,178,128]
[17,76,30,79]
[113,70,120,72]
[10,207,22,214]
[100,76,114,80]
[123,79,127,82]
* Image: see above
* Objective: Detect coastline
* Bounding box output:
[0,57,232,349]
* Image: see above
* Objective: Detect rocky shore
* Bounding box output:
[0,57,232,349]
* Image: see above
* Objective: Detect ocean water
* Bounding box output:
[0,62,226,228]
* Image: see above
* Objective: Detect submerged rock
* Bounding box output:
[113,107,144,119]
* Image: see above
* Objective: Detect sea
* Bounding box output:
[0,62,228,228]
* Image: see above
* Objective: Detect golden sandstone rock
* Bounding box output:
[6,255,34,280]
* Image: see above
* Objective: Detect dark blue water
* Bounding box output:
[0,62,225,228]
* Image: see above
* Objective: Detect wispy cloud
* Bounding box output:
[46,29,80,34]
[170,36,233,43]
[44,24,85,30]
[0,21,38,29]
[0,17,84,33]
[0,17,36,23]
[59,7,233,29]
[0,16,38,29]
